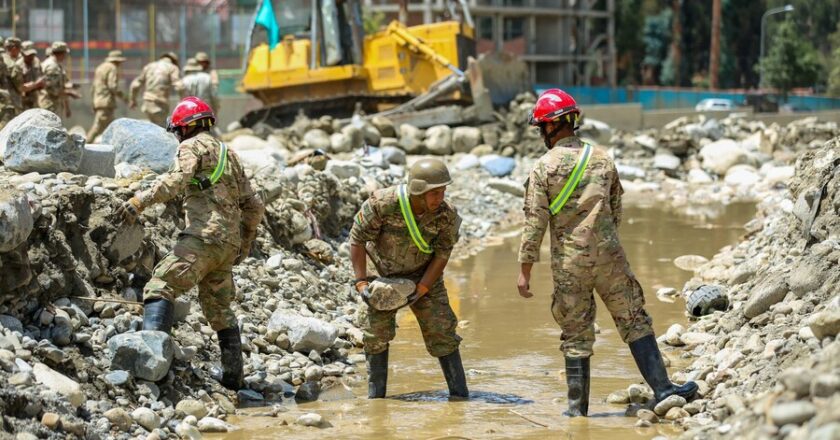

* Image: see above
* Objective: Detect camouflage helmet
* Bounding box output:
[195,51,210,63]
[407,158,452,195]
[21,41,36,57]
[4,37,21,49]
[50,41,69,54]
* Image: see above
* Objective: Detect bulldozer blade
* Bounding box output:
[475,52,531,106]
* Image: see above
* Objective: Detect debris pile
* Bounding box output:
[0,109,526,438]
[609,138,840,439]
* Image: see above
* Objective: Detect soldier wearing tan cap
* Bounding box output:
[38,41,72,119]
[194,51,219,111]
[18,41,43,111]
[87,50,128,142]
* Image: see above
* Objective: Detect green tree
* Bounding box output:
[615,0,645,85]
[363,10,385,34]
[642,8,672,84]
[826,23,840,96]
[758,19,822,99]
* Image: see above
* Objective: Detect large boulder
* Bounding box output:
[0,188,33,253]
[1,109,83,173]
[268,311,338,353]
[699,139,748,175]
[452,126,482,153]
[340,125,365,150]
[101,118,178,173]
[107,330,174,381]
[425,125,452,155]
[329,132,352,153]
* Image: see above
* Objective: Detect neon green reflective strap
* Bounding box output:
[191,142,228,187]
[549,143,593,216]
[397,184,433,254]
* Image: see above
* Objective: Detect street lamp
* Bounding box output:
[759,4,795,88]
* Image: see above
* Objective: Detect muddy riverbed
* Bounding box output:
[214,203,755,440]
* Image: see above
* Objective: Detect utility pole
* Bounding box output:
[398,0,408,24]
[709,0,721,89]
[670,0,682,86]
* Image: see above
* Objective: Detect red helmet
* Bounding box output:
[529,88,580,126]
[167,96,215,132]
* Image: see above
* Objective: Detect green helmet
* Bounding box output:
[407,158,452,195]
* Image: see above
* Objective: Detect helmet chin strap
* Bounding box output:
[540,123,565,149]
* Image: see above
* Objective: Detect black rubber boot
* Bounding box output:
[217,327,244,391]
[438,349,469,399]
[142,298,174,333]
[629,334,698,402]
[366,349,388,399]
[563,356,590,416]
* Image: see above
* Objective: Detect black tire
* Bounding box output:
[686,285,729,317]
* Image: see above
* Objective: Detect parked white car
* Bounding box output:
[695,98,736,112]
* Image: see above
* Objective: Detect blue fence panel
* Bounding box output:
[534,84,840,111]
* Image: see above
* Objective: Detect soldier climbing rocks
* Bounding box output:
[115,97,265,390]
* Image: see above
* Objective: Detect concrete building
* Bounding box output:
[364,0,616,87]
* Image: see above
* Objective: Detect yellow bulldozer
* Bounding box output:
[239,0,529,128]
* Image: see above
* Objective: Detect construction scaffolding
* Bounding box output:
[364,0,616,87]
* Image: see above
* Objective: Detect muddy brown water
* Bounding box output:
[214,203,755,440]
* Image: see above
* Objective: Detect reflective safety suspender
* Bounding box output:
[191,142,228,190]
[549,143,593,216]
[397,184,433,254]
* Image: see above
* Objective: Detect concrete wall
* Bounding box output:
[66,85,262,132]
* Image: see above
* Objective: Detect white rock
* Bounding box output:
[633,134,657,150]
[176,422,203,440]
[699,139,748,175]
[197,417,234,433]
[295,413,324,427]
[131,407,161,431]
[455,154,480,170]
[674,255,709,271]
[687,168,713,184]
[0,188,33,253]
[228,134,269,151]
[452,126,482,153]
[268,311,338,353]
[487,178,525,197]
[762,165,795,186]
[303,129,331,151]
[425,125,452,155]
[724,165,760,187]
[653,153,681,171]
[325,160,362,179]
[32,363,84,408]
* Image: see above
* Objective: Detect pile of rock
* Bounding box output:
[606,138,840,439]
[0,108,528,438]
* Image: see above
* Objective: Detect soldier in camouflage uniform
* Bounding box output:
[129,52,185,127]
[350,158,468,399]
[182,58,219,114]
[18,41,44,111]
[38,41,72,119]
[0,38,14,129]
[3,38,24,116]
[194,52,219,111]
[115,97,265,390]
[518,89,697,417]
[86,50,127,142]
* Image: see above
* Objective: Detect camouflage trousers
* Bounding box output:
[141,100,169,127]
[143,235,238,331]
[86,107,114,143]
[363,279,461,358]
[551,255,653,358]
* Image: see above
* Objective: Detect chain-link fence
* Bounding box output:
[0,0,259,94]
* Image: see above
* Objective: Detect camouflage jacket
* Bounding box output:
[2,53,23,110]
[136,131,265,248]
[92,61,123,110]
[518,136,624,267]
[350,185,461,278]
[37,55,67,113]
[182,71,218,112]
[17,57,41,108]
[130,58,184,106]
